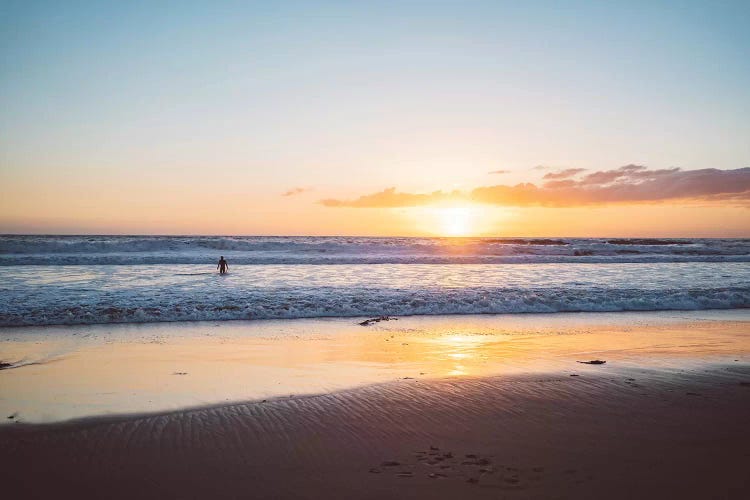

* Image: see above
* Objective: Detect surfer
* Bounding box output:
[217,256,229,275]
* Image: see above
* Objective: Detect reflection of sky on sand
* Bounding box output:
[0,310,748,423]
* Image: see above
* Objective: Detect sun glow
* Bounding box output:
[402,204,514,237]
[436,207,474,236]
[426,206,491,237]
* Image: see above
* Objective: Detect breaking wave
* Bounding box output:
[1,286,747,327]
[1,261,748,326]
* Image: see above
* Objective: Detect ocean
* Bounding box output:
[1,235,748,327]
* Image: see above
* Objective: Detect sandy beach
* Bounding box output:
[2,311,749,498]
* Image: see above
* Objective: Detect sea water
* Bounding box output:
[1,235,748,326]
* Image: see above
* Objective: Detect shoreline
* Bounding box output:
[1,305,749,330]
[2,306,748,329]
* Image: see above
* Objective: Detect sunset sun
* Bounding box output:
[435,207,475,237]
[405,205,512,237]
[408,205,496,237]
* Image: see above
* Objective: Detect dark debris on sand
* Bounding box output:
[381,461,400,467]
[358,316,398,326]
[0,361,12,370]
[577,360,606,365]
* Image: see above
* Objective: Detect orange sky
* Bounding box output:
[1,184,748,237]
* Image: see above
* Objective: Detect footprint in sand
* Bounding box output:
[376,447,546,487]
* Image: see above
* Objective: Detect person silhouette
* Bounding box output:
[217,256,229,275]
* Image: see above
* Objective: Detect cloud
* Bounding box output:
[543,168,586,180]
[472,167,750,206]
[321,167,750,208]
[578,164,679,186]
[488,170,510,174]
[282,187,311,197]
[320,187,465,208]
[541,179,578,189]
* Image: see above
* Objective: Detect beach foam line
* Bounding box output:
[2,287,748,327]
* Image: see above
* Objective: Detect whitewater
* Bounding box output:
[1,236,748,326]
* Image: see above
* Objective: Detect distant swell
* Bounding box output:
[4,255,750,265]
[1,235,749,265]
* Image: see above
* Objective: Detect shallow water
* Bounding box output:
[1,261,748,326]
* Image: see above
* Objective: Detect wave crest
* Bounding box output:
[1,286,748,327]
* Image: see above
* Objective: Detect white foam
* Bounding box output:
[1,261,748,326]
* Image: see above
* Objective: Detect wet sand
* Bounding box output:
[2,312,750,498]
[3,367,750,499]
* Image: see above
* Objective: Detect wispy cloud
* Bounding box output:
[542,168,586,180]
[488,169,510,175]
[282,187,311,197]
[321,167,750,208]
[320,188,466,208]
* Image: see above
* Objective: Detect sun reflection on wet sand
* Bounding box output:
[432,334,489,376]
[0,311,748,423]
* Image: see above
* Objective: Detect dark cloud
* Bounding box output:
[321,167,750,208]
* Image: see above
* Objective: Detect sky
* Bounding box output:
[1,0,749,237]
